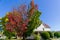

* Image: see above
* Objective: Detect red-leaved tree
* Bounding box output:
[5,0,41,40]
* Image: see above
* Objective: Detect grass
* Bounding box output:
[3,37,22,40]
[51,38,60,40]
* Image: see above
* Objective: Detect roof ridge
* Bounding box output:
[42,23,50,28]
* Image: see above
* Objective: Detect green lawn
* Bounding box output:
[5,37,22,40]
[51,38,60,40]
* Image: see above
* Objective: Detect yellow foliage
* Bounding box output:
[5,18,9,22]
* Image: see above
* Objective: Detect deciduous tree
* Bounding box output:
[3,0,42,40]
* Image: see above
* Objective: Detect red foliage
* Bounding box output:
[5,0,38,37]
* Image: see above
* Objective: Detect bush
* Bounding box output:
[3,30,15,39]
[41,31,50,40]
[54,32,60,38]
[48,31,53,38]
[33,32,41,40]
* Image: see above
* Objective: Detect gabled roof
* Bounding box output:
[43,23,50,28]
[34,23,50,31]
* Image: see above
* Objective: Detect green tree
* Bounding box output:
[24,0,42,38]
[54,32,60,38]
[25,10,41,36]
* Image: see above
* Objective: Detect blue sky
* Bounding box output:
[0,0,60,31]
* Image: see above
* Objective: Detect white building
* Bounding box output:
[34,23,51,31]
[26,23,51,39]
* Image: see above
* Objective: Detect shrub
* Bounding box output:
[48,31,53,38]
[41,31,50,40]
[54,32,60,38]
[33,32,41,40]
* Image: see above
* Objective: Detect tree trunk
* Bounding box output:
[23,34,26,40]
[23,36,26,40]
[8,37,11,40]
